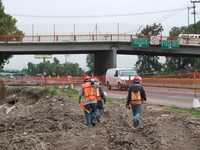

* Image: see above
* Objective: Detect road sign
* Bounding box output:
[150,36,161,45]
[161,40,180,49]
[131,38,149,48]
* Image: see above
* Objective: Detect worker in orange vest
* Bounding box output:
[79,75,97,127]
[126,76,146,127]
[92,78,106,122]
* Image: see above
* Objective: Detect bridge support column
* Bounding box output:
[94,50,117,76]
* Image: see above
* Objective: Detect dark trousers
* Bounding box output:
[84,103,97,127]
[96,101,104,120]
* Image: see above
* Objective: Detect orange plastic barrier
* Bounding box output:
[4,74,200,89]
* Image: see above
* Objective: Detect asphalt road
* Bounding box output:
[107,86,200,108]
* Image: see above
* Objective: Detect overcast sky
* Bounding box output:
[2,0,197,70]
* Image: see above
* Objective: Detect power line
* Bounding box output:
[10,7,187,18]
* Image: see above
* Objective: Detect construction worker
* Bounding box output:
[79,76,97,127]
[92,78,106,122]
[126,76,146,127]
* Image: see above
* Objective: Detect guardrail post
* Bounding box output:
[92,34,94,41]
[38,36,40,42]
[73,35,76,41]
[111,35,112,41]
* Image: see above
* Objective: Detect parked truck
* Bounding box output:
[106,68,137,90]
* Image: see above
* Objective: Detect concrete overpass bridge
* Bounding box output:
[0,34,200,75]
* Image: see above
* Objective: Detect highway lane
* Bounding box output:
[107,87,200,108]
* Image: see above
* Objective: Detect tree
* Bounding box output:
[166,21,200,73]
[86,54,94,74]
[140,23,163,37]
[169,26,187,37]
[0,0,23,69]
[0,54,12,70]
[164,57,194,74]
[136,55,162,74]
[23,57,83,76]
[135,23,163,75]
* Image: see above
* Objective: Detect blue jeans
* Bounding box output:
[131,105,142,126]
[84,103,97,127]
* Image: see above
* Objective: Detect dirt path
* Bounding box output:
[0,87,199,150]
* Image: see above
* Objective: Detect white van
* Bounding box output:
[106,68,137,90]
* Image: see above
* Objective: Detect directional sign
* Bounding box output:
[161,40,180,49]
[131,38,150,48]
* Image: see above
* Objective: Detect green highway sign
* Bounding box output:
[161,40,180,49]
[131,38,149,48]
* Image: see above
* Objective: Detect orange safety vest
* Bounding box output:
[96,87,102,101]
[82,82,97,101]
[131,91,142,105]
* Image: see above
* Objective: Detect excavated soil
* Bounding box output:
[0,87,199,150]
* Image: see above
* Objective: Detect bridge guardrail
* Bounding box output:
[0,34,136,43]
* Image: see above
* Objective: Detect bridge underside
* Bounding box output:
[1,42,200,56]
[94,50,117,76]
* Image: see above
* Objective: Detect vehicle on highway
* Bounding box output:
[106,68,137,90]
[149,34,200,46]
[178,34,200,45]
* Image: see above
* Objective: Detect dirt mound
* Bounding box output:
[0,88,199,150]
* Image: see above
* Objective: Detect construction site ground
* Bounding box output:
[0,87,200,150]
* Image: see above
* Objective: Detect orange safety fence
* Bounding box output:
[3,76,84,86]
[143,78,200,89]
[3,74,200,89]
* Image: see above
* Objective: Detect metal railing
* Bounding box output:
[0,34,137,43]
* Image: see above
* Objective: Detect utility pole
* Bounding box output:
[53,24,56,41]
[117,23,120,40]
[188,7,191,27]
[95,23,98,40]
[32,24,34,41]
[191,0,200,25]
[73,24,76,41]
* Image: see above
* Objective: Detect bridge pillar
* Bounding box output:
[94,50,117,76]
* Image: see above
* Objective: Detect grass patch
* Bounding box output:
[42,86,61,96]
[106,97,126,106]
[39,86,79,99]
[63,87,79,101]
[170,107,200,117]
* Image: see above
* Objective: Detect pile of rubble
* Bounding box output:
[0,87,199,150]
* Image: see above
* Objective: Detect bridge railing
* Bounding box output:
[0,34,137,43]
